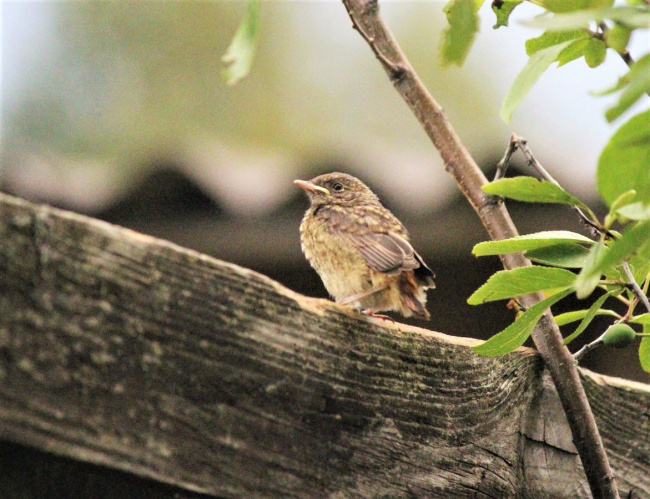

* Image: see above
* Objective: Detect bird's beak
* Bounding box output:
[294,179,330,195]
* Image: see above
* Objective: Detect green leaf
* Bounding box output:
[555,307,619,326]
[605,55,650,122]
[604,189,637,227]
[221,0,261,86]
[526,244,592,268]
[468,266,576,305]
[608,189,638,214]
[584,38,607,67]
[525,30,589,56]
[439,0,483,67]
[541,0,614,14]
[472,288,573,357]
[575,220,650,298]
[639,335,650,372]
[557,38,592,66]
[492,0,524,28]
[482,177,591,210]
[605,23,632,54]
[563,291,615,344]
[554,37,606,68]
[473,231,594,256]
[574,241,608,298]
[500,41,573,122]
[598,110,650,208]
[631,313,650,326]
[525,6,650,31]
[617,202,650,221]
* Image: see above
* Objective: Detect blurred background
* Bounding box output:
[2,1,649,382]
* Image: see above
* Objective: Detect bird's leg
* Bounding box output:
[338,286,394,321]
[361,310,395,322]
[337,285,387,307]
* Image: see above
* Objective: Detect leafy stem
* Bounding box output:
[340,1,617,497]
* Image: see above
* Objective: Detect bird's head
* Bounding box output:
[294,172,380,208]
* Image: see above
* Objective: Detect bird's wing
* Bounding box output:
[342,231,420,275]
[322,205,422,275]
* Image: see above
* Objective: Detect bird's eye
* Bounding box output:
[331,182,344,192]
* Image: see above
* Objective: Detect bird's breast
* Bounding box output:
[300,212,371,300]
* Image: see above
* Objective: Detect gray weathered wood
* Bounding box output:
[0,193,649,498]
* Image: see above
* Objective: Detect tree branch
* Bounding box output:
[622,261,650,314]
[339,1,618,497]
[496,133,605,237]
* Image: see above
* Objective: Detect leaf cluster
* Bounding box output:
[439,0,650,370]
[468,169,650,370]
[440,0,650,123]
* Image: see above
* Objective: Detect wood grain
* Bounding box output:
[0,193,648,498]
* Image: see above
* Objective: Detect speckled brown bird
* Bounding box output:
[294,172,435,319]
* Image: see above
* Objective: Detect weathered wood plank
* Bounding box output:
[0,193,648,498]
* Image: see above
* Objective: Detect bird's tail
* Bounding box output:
[399,272,431,320]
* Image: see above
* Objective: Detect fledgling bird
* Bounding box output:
[294,172,435,319]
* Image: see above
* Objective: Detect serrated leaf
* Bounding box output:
[492,0,524,28]
[575,220,650,298]
[598,110,650,208]
[500,40,573,122]
[525,29,588,56]
[439,0,483,67]
[526,244,591,268]
[473,231,595,256]
[221,0,261,86]
[482,177,590,210]
[605,54,650,122]
[555,307,619,326]
[563,291,615,344]
[472,288,573,357]
[640,335,650,372]
[468,266,575,305]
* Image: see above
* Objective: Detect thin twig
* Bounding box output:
[622,261,650,314]
[494,135,519,181]
[596,22,650,101]
[596,22,635,68]
[342,0,404,78]
[339,1,618,497]
[499,134,606,238]
[574,338,604,362]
